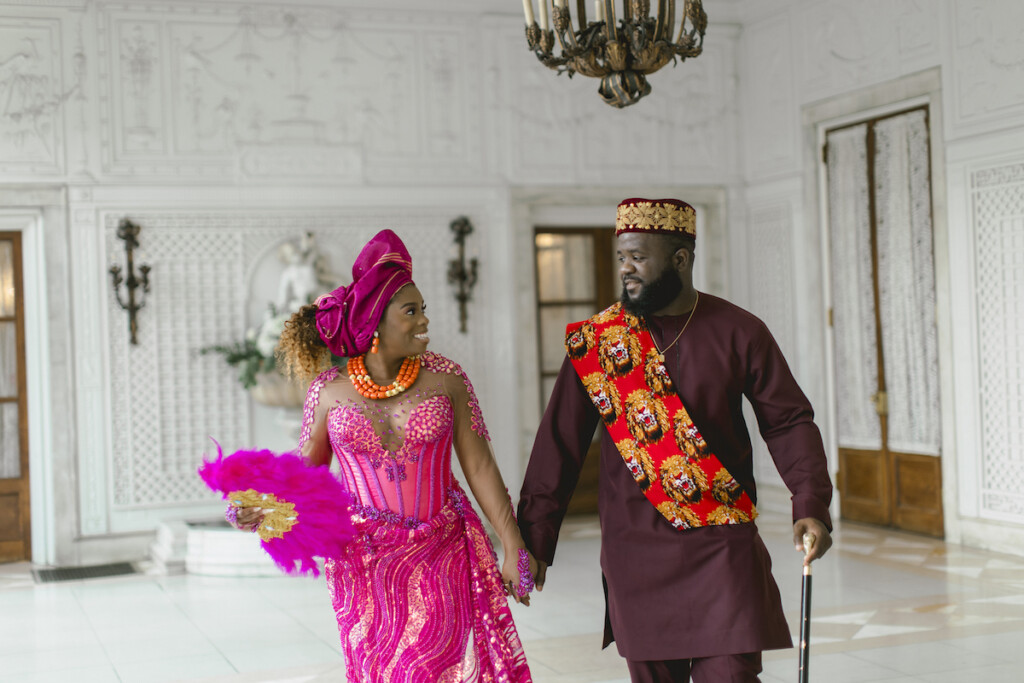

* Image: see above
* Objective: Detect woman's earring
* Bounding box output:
[370,331,380,354]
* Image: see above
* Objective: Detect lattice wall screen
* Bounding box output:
[106,212,473,509]
[972,163,1024,521]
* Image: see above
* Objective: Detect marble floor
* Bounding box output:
[2,511,1024,683]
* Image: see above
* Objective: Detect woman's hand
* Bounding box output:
[226,504,264,533]
[501,544,539,606]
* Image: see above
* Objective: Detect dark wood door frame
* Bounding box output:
[0,231,31,562]
[533,226,617,515]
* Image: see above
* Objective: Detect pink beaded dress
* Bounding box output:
[299,351,532,683]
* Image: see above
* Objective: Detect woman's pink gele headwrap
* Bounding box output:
[314,229,414,357]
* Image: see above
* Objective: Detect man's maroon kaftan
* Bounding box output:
[518,293,833,660]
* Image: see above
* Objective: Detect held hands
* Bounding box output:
[226,504,265,533]
[501,545,540,606]
[793,517,832,566]
[533,560,548,592]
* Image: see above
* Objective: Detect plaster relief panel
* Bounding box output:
[0,17,68,174]
[96,3,482,182]
[742,15,797,179]
[578,41,735,183]
[498,24,736,185]
[65,11,95,179]
[420,31,468,159]
[896,0,940,59]
[951,1,1024,134]
[498,28,581,184]
[663,40,735,180]
[798,0,939,103]
[577,96,664,183]
[113,20,163,155]
[324,18,416,162]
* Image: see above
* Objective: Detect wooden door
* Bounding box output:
[825,107,944,537]
[534,227,617,514]
[0,232,30,562]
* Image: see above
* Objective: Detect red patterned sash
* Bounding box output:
[565,303,757,530]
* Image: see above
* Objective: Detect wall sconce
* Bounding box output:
[446,216,478,334]
[109,218,151,345]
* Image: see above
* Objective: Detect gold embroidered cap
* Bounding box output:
[616,198,696,239]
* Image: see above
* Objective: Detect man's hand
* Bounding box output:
[793,517,832,566]
[535,560,548,592]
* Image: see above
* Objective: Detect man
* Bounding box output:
[517,198,833,682]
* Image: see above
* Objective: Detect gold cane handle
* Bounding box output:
[802,532,816,576]
[802,532,815,554]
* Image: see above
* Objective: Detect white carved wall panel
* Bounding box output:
[0,16,68,175]
[70,198,112,536]
[797,0,941,105]
[971,162,1024,522]
[94,2,483,183]
[496,27,582,184]
[102,208,479,528]
[950,1,1024,136]
[741,15,797,180]
[494,23,738,186]
[661,40,736,181]
[746,201,795,491]
[1,0,1023,553]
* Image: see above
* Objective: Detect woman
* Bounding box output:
[231,229,536,683]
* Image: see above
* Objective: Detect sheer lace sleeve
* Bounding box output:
[447,366,490,442]
[300,367,339,467]
[420,352,490,443]
[422,353,520,550]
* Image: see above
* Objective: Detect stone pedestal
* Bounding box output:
[148,518,279,577]
[148,520,189,574]
[184,519,279,577]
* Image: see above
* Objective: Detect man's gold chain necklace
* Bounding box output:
[649,292,700,363]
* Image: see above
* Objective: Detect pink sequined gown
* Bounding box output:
[299,351,532,683]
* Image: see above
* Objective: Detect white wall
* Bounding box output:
[736,0,1024,554]
[0,0,743,564]
[9,0,1023,564]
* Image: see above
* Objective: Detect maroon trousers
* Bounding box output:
[626,653,762,683]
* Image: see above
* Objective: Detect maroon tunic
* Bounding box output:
[517,293,833,660]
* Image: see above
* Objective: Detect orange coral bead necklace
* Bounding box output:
[347,354,421,400]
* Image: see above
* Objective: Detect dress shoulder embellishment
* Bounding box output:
[419,351,490,441]
[299,367,340,448]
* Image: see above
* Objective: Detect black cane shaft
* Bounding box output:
[798,531,816,683]
[798,571,812,683]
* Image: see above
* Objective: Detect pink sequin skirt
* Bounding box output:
[325,486,532,683]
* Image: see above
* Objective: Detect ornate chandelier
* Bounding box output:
[521,0,707,108]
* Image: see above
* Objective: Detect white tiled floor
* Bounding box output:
[3,511,1024,682]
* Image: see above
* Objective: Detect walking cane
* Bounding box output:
[798,532,815,683]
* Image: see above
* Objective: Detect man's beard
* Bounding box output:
[621,267,684,316]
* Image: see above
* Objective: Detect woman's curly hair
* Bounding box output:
[276,304,333,382]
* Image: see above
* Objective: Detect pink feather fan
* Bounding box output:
[198,444,355,577]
